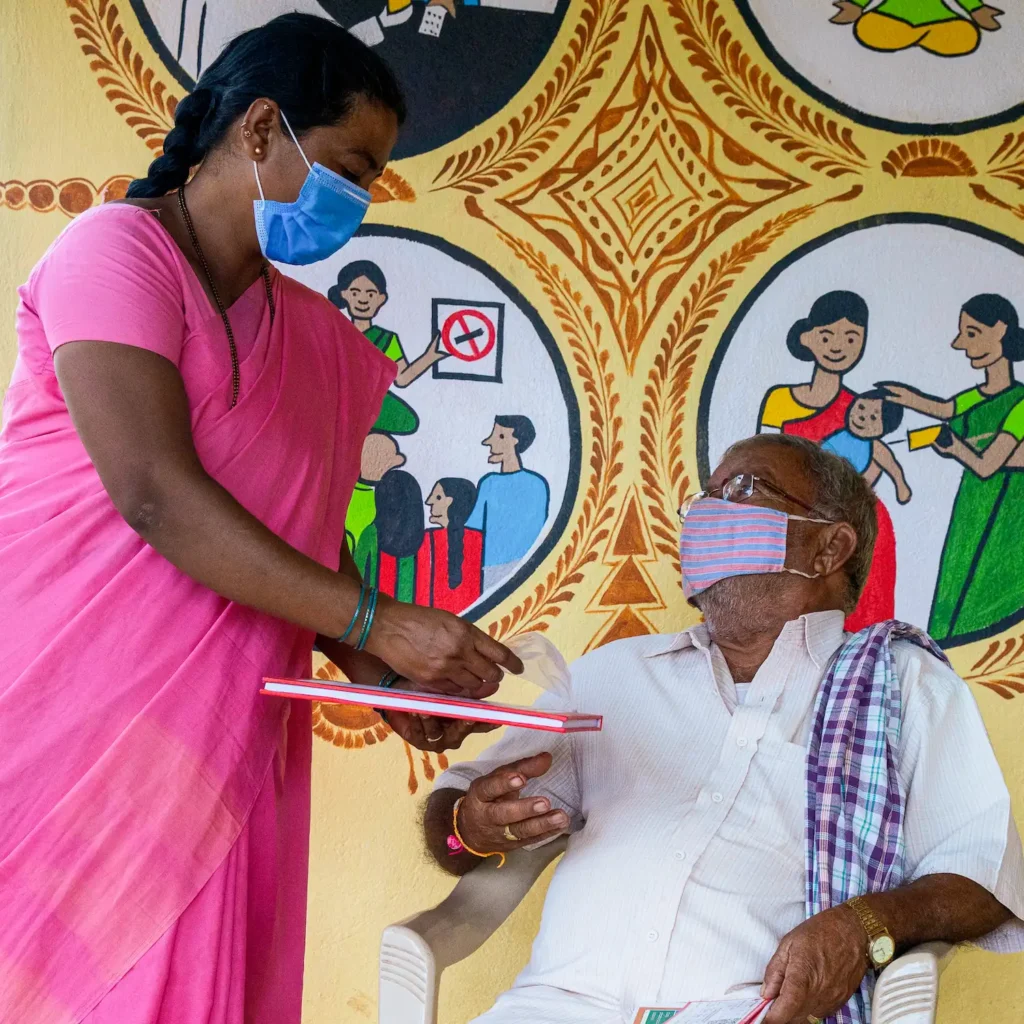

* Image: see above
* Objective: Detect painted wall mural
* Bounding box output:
[736,0,1024,133]
[285,225,581,621]
[702,216,1024,650]
[129,0,570,159]
[4,1,1024,1021]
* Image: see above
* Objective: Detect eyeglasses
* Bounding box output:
[679,473,819,521]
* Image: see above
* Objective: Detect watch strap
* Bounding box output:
[846,895,894,965]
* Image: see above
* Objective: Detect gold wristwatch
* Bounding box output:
[846,895,896,969]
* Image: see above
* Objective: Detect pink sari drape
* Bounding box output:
[0,205,393,1023]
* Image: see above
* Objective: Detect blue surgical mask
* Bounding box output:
[253,110,371,266]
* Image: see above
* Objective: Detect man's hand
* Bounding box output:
[830,1,863,25]
[457,753,569,852]
[761,906,867,1024]
[972,5,1003,31]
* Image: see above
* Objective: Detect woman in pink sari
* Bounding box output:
[0,15,520,1024]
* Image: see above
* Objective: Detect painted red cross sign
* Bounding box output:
[440,308,497,362]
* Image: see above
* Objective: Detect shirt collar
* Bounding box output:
[644,609,847,671]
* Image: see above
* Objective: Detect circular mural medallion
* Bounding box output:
[129,0,569,159]
[736,0,1024,134]
[700,214,1024,649]
[283,224,581,622]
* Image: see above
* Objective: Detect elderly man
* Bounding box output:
[423,434,1024,1024]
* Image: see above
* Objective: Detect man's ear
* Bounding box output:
[814,521,858,579]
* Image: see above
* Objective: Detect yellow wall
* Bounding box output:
[2,2,1023,1022]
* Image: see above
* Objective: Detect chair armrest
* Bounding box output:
[379,837,567,1024]
[871,942,955,1024]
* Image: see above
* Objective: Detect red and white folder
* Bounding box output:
[261,677,603,733]
[633,998,770,1024]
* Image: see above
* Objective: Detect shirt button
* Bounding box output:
[647,929,659,942]
[711,791,724,803]
[675,850,686,861]
[736,737,748,748]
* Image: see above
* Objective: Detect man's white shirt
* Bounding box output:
[436,612,1024,1024]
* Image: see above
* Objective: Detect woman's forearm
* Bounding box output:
[950,432,1019,479]
[128,459,366,638]
[911,395,955,419]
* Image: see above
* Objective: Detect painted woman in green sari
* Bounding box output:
[328,261,447,435]
[354,469,425,604]
[883,294,1024,646]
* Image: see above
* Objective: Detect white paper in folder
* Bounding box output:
[505,631,572,694]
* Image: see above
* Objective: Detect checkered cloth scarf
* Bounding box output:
[805,620,948,1024]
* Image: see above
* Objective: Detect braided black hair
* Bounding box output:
[126,13,405,199]
[436,477,477,590]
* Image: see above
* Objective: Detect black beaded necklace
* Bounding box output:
[177,186,275,408]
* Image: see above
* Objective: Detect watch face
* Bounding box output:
[871,935,896,965]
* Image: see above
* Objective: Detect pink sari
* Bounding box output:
[0,205,394,1023]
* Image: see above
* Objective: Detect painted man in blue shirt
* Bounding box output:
[467,415,550,592]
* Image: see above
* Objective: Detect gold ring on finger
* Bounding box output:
[807,1017,822,1024]
[503,824,517,842]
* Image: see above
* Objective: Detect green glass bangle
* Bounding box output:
[376,670,400,725]
[338,584,368,645]
[355,586,379,652]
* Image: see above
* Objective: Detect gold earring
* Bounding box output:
[264,104,271,112]
[254,146,263,156]
[243,127,252,138]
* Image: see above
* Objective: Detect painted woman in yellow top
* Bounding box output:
[831,0,1003,57]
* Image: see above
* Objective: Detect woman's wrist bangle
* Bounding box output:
[376,669,400,726]
[452,796,505,869]
[338,584,368,645]
[355,586,379,652]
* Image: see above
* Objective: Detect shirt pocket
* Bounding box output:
[723,739,807,849]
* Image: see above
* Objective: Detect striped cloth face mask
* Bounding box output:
[679,497,832,600]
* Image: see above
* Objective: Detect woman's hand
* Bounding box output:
[385,677,499,752]
[367,598,523,698]
[877,382,919,407]
[932,428,964,460]
[972,5,1003,31]
[875,381,955,420]
[830,1,863,24]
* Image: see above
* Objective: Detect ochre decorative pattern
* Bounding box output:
[986,132,1024,189]
[669,0,869,179]
[0,175,132,216]
[881,140,976,179]
[369,168,417,204]
[66,0,177,153]
[311,662,450,792]
[963,634,1024,700]
[639,204,817,573]
[585,486,664,651]
[480,223,624,643]
[431,0,630,194]
[501,7,805,373]
[968,182,1024,222]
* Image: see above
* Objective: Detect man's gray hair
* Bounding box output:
[723,434,878,612]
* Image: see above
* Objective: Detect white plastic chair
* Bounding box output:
[379,841,954,1024]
